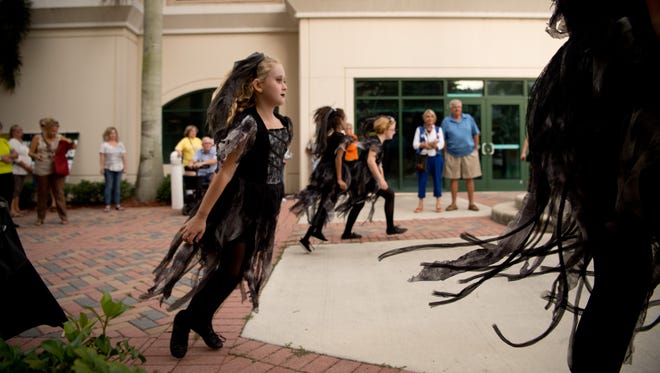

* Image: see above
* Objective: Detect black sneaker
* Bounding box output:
[386,226,407,235]
[299,238,313,252]
[191,324,224,350]
[311,231,328,241]
[341,232,362,239]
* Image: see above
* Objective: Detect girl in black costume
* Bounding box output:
[291,106,351,252]
[380,1,659,371]
[141,52,292,359]
[337,115,407,238]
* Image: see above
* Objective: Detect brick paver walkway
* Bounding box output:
[6,191,519,372]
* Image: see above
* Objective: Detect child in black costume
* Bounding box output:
[337,115,407,238]
[380,1,660,371]
[291,106,351,252]
[141,52,292,359]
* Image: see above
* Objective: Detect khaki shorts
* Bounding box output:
[444,151,482,179]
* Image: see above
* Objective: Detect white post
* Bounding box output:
[170,151,184,209]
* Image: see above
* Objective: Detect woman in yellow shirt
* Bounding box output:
[174,125,202,174]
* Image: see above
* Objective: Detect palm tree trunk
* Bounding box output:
[0,0,32,92]
[135,0,163,201]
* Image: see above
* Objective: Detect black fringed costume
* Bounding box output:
[142,107,291,312]
[379,1,659,371]
[291,131,352,232]
[337,135,398,233]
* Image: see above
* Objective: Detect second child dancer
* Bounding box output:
[291,106,352,252]
[338,115,407,239]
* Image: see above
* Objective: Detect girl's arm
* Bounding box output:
[367,150,388,190]
[122,152,127,172]
[335,147,347,190]
[180,151,239,243]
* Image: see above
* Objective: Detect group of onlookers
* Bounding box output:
[412,99,482,214]
[0,118,132,224]
[0,118,78,224]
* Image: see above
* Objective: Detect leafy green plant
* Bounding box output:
[64,180,135,205]
[156,174,171,203]
[0,292,147,372]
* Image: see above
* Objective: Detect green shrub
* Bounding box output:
[66,180,105,205]
[64,180,135,206]
[156,174,171,203]
[0,292,147,372]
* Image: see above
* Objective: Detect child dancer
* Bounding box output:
[141,52,292,359]
[291,106,351,252]
[338,115,407,238]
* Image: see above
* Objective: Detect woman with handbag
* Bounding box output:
[412,109,444,213]
[28,118,76,225]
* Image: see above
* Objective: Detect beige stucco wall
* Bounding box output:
[0,27,299,188]
[295,17,566,185]
[0,28,141,183]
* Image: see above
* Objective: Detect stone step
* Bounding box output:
[515,193,527,209]
[491,192,556,228]
[490,200,519,226]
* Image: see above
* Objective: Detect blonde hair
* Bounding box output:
[423,109,437,120]
[103,126,119,141]
[372,115,395,134]
[43,118,59,130]
[225,56,279,127]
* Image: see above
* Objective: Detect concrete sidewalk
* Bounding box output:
[6,191,658,372]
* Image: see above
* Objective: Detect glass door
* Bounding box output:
[480,99,527,190]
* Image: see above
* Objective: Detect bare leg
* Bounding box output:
[11,196,21,215]
[450,179,459,206]
[466,178,475,205]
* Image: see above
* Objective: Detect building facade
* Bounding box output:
[0,0,564,193]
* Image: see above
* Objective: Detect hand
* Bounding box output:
[337,180,348,191]
[100,168,104,175]
[180,214,206,243]
[379,180,388,190]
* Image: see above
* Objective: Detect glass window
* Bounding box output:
[527,79,536,96]
[447,80,484,97]
[355,80,398,97]
[486,80,524,96]
[402,80,443,96]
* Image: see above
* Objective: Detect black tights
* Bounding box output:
[303,190,339,240]
[343,188,395,235]
[186,241,250,326]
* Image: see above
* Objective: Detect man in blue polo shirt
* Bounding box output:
[441,99,481,211]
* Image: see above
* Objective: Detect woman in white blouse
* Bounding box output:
[412,109,445,213]
[8,124,32,217]
[99,126,127,212]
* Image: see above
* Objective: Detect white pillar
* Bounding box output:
[169,151,184,209]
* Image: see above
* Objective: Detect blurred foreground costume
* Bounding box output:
[380,1,660,371]
[0,199,66,340]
